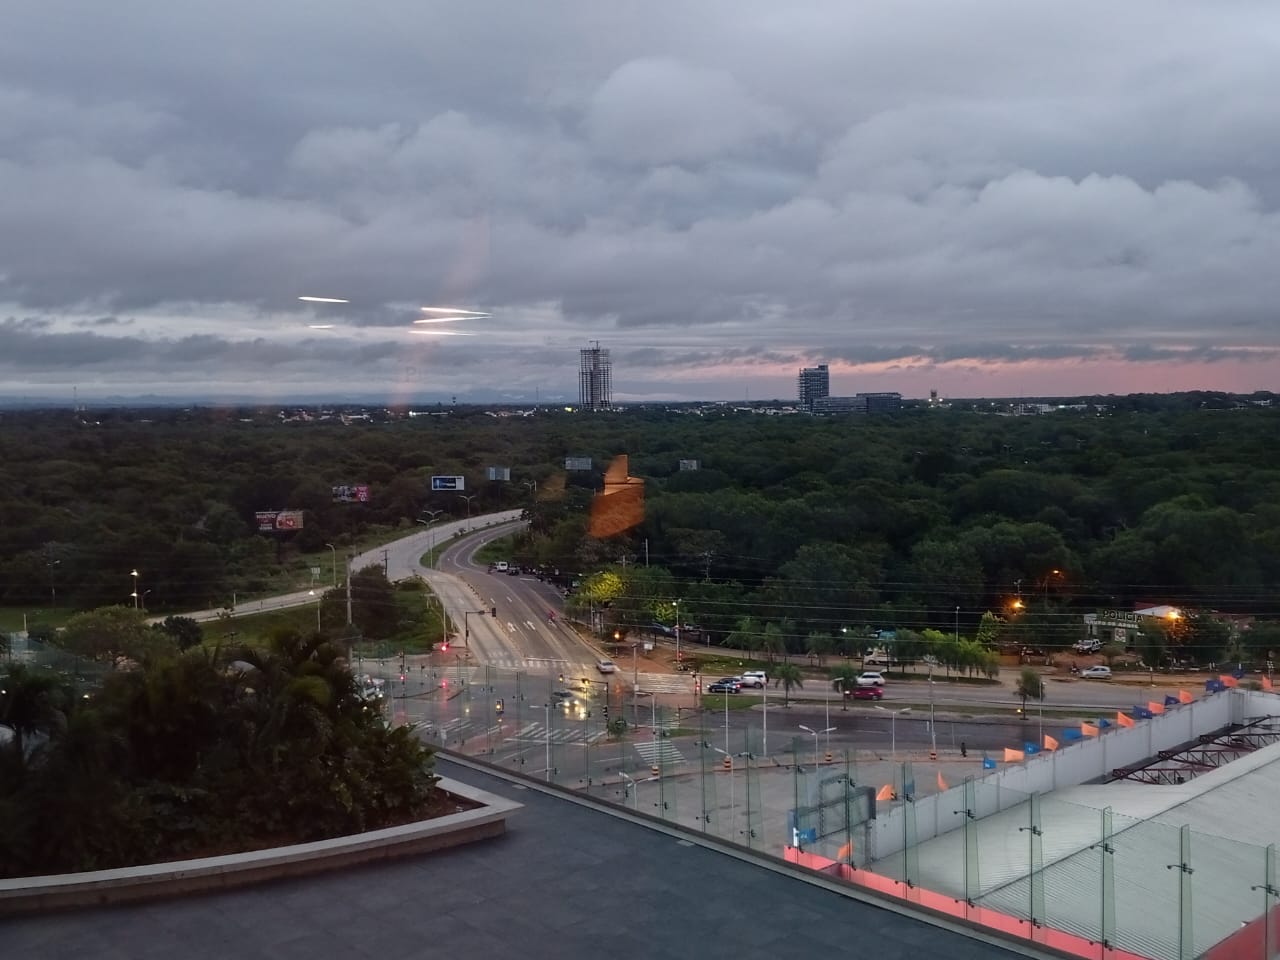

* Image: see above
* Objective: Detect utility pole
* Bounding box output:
[346,553,354,627]
[382,548,389,577]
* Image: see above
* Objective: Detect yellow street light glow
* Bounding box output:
[298,296,350,303]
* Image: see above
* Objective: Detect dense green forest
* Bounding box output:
[2,397,1278,665]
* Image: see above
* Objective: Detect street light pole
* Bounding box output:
[799,724,836,767]
[955,606,959,643]
[674,598,682,667]
[540,703,552,781]
[325,543,337,587]
[463,609,485,649]
[458,495,478,530]
[875,705,912,760]
[130,569,140,609]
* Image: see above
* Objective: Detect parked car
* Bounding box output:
[506,564,521,575]
[648,622,675,637]
[1080,665,1112,680]
[707,678,742,694]
[856,671,886,687]
[494,561,509,573]
[596,658,617,674]
[863,649,892,666]
[1073,639,1103,653]
[739,670,767,689]
[845,685,884,700]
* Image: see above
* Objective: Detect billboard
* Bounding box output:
[332,483,370,503]
[431,475,466,491]
[565,457,593,471]
[487,466,511,481]
[678,459,700,471]
[256,509,305,532]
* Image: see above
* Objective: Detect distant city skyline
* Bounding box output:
[2,3,1279,401]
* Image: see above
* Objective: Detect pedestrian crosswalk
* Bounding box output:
[511,722,606,745]
[637,673,696,694]
[634,740,686,766]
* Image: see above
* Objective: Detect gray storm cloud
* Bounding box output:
[1,0,1279,400]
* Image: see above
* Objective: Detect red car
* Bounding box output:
[845,685,884,700]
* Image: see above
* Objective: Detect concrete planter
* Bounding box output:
[0,777,520,915]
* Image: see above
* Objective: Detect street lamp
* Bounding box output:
[522,479,537,495]
[457,495,478,529]
[463,608,486,648]
[325,543,337,587]
[799,724,836,767]
[416,513,442,569]
[674,598,682,666]
[874,705,912,760]
[308,589,321,632]
[618,770,638,810]
[130,569,140,609]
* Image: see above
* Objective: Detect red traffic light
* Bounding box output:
[441,641,449,651]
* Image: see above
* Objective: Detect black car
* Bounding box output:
[707,678,741,694]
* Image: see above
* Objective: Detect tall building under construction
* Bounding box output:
[578,343,612,410]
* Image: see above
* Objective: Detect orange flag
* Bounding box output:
[937,770,949,791]
[1220,675,1240,688]
[837,840,855,861]
[1043,734,1059,752]
[1148,700,1165,715]
[1081,722,1100,737]
[876,783,895,801]
[1004,747,1024,762]
[1264,677,1274,692]
[1178,689,1193,704]
[1116,711,1135,728]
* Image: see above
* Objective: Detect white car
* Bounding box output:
[596,658,617,674]
[739,670,767,689]
[856,671,886,687]
[494,561,509,573]
[1080,665,1112,680]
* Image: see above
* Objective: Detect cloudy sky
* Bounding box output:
[3,1,1279,403]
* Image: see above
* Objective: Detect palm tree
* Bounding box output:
[1015,667,1045,718]
[0,665,70,763]
[727,616,762,657]
[772,663,804,706]
[805,632,833,667]
[762,623,786,664]
[830,664,860,710]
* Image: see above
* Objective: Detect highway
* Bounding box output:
[170,508,1206,719]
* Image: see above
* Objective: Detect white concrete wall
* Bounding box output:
[869,689,1252,862]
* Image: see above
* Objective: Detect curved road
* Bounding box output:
[421,521,602,675]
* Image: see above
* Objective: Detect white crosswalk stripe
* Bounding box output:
[637,673,696,694]
[513,722,606,745]
[634,740,686,765]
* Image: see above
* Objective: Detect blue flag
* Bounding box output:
[1061,729,1083,742]
[1164,694,1179,707]
[1023,742,1040,755]
[1132,706,1153,720]
[1097,718,1112,729]
[982,755,997,769]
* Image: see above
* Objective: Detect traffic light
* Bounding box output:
[491,606,497,617]
[441,640,449,651]
[602,705,609,719]
[495,698,505,714]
